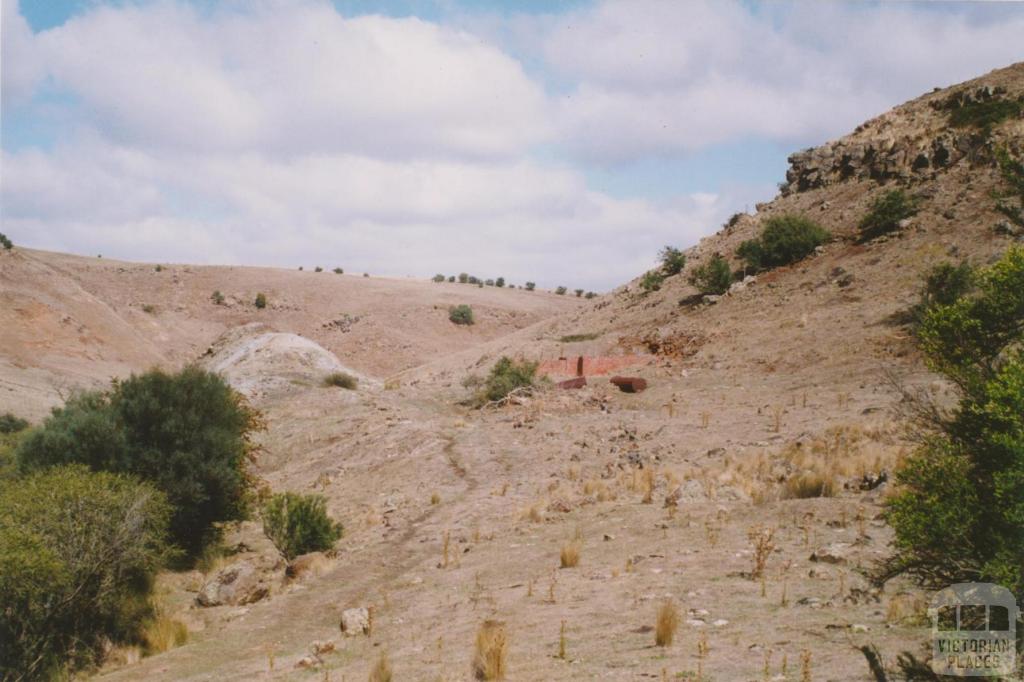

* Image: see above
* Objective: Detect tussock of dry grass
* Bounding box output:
[473,620,508,680]
[782,472,836,499]
[885,592,930,626]
[559,540,581,568]
[654,600,679,647]
[142,615,189,655]
[582,479,616,501]
[369,650,392,682]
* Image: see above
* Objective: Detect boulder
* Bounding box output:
[609,376,647,393]
[340,607,370,636]
[810,543,852,565]
[196,561,270,607]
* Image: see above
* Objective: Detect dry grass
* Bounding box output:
[654,600,679,647]
[782,472,836,499]
[521,503,544,523]
[369,650,392,682]
[748,525,776,580]
[641,467,656,504]
[472,620,508,680]
[885,592,930,626]
[582,479,616,501]
[431,492,441,505]
[141,610,188,656]
[560,540,581,568]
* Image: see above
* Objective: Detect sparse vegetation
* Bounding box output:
[659,245,686,276]
[141,614,189,656]
[254,292,267,309]
[782,472,836,499]
[559,540,581,568]
[141,303,157,314]
[333,267,344,274]
[748,525,776,579]
[0,232,13,250]
[879,246,1024,595]
[947,95,1024,133]
[639,269,665,293]
[314,266,323,272]
[737,214,829,272]
[323,371,358,389]
[654,600,679,647]
[525,281,535,291]
[688,253,733,295]
[449,304,475,325]
[261,492,343,561]
[584,291,597,299]
[472,620,508,680]
[574,288,584,297]
[211,290,225,305]
[459,272,470,283]
[0,465,172,680]
[555,286,567,295]
[17,366,262,557]
[433,273,446,282]
[448,275,455,282]
[369,650,393,682]
[857,189,919,242]
[495,277,505,288]
[994,146,1024,229]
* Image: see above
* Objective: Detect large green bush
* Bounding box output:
[0,412,28,434]
[688,254,733,295]
[449,304,474,325]
[17,367,261,557]
[659,246,686,276]
[0,232,12,250]
[737,214,829,272]
[857,189,919,242]
[0,466,171,680]
[262,492,343,561]
[483,357,538,403]
[880,246,1024,595]
[994,146,1024,230]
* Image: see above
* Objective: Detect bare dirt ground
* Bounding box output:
[3,62,1022,681]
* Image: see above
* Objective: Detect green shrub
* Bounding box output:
[482,357,538,403]
[584,291,597,299]
[449,304,474,325]
[878,246,1024,595]
[0,466,171,679]
[254,292,267,309]
[574,289,584,297]
[0,233,12,250]
[17,367,261,557]
[323,372,358,390]
[913,262,975,324]
[333,267,344,274]
[211,290,225,305]
[141,303,157,314]
[433,274,446,282]
[659,246,686,276]
[363,272,369,277]
[555,286,567,295]
[0,413,28,434]
[948,97,1024,133]
[525,282,536,291]
[448,275,456,283]
[857,189,919,242]
[458,272,469,283]
[485,279,495,286]
[468,276,480,285]
[639,270,665,293]
[688,254,733,295]
[737,214,829,272]
[261,492,342,561]
[314,266,323,273]
[154,264,163,272]
[495,277,505,288]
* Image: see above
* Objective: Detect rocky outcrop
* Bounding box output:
[195,561,271,607]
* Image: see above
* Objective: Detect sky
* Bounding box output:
[2,1,1023,290]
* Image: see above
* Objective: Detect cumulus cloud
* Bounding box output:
[2,0,1022,289]
[539,0,1024,162]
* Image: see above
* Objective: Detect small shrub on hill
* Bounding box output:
[485,279,495,286]
[554,286,567,295]
[688,254,733,295]
[333,267,344,274]
[659,246,686,276]
[737,214,829,272]
[254,292,267,309]
[525,281,536,291]
[0,233,12,250]
[947,96,1024,134]
[458,272,469,283]
[449,304,474,325]
[433,274,446,282]
[448,275,455,282]
[482,357,538,403]
[574,288,584,297]
[0,413,28,434]
[314,266,323,272]
[495,277,505,288]
[639,269,665,293]
[994,146,1024,229]
[211,290,225,305]
[323,372,358,390]
[584,291,597,299]
[262,492,343,561]
[857,189,919,242]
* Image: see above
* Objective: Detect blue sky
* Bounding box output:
[3,0,1022,289]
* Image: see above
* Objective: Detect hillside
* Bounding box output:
[4,62,1022,681]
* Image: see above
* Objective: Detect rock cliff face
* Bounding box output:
[783,74,1024,195]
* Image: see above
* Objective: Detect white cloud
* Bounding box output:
[539,0,1024,162]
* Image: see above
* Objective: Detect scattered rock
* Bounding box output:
[340,607,371,636]
[609,376,648,393]
[810,543,852,565]
[195,561,270,607]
